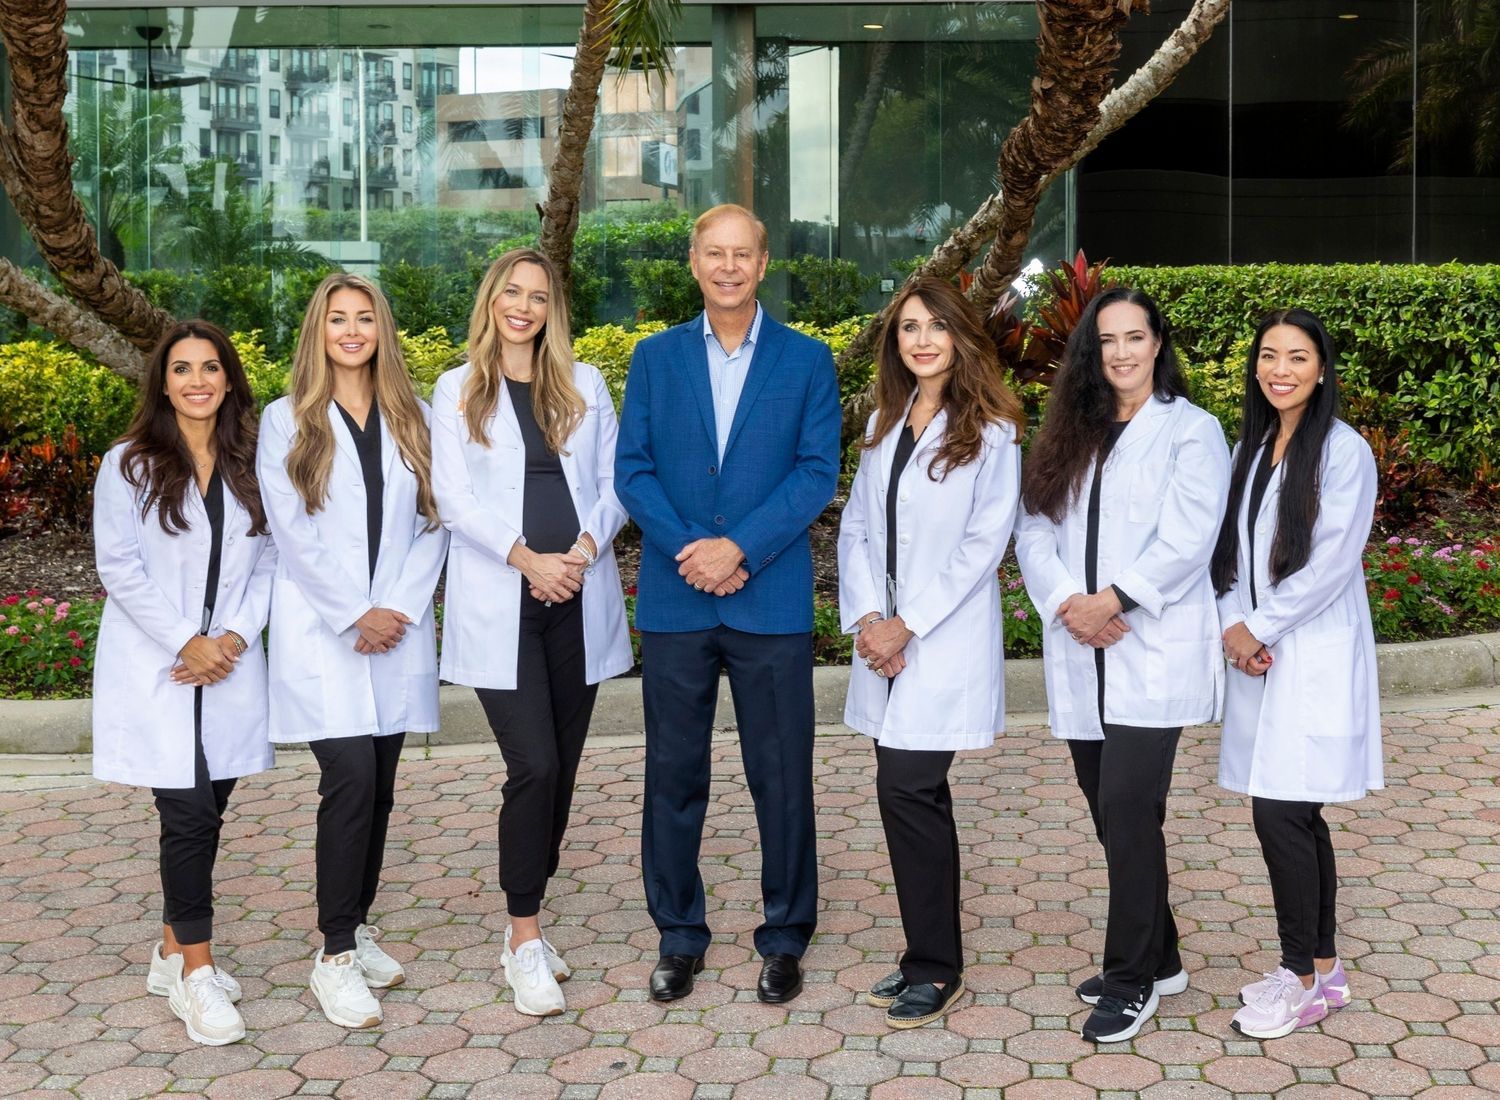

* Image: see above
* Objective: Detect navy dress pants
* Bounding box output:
[640,626,818,959]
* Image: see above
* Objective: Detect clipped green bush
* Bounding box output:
[624,258,702,325]
[572,322,669,408]
[0,341,136,455]
[774,255,878,328]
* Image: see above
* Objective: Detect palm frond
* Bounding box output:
[605,0,683,89]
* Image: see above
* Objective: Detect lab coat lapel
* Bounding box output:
[910,406,949,473]
[874,390,917,485]
[329,401,361,470]
[723,316,787,461]
[1111,395,1171,460]
[493,378,524,448]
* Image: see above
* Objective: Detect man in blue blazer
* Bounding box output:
[615,204,842,1004]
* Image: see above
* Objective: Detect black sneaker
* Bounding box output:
[1081,987,1159,1042]
[1076,968,1189,1006]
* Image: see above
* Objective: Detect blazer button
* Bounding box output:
[714,514,726,526]
[708,465,717,476]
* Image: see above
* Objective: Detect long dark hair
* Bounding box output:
[865,277,1025,476]
[1021,287,1188,522]
[1210,309,1341,595]
[119,320,268,536]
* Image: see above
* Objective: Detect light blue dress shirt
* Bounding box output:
[703,303,764,464]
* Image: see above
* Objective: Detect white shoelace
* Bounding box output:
[188,970,234,1015]
[516,943,549,986]
[209,970,236,993]
[1250,969,1300,1009]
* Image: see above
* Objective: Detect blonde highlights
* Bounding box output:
[462,249,583,453]
[285,273,439,528]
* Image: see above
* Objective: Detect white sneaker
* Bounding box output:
[169,963,246,1046]
[504,924,571,983]
[353,924,405,989]
[503,938,566,1017]
[310,949,382,1029]
[147,941,241,1002]
[1231,967,1328,1039]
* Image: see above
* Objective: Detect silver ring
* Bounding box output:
[876,668,887,678]
[694,583,704,591]
[544,599,553,607]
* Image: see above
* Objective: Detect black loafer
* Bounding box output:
[649,954,704,1002]
[867,970,908,1008]
[757,953,803,1003]
[886,976,965,1029]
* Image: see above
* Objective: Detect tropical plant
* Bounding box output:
[1346,0,1500,173]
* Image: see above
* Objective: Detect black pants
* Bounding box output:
[309,731,404,954]
[1252,797,1337,976]
[640,626,818,959]
[152,692,237,946]
[876,743,962,985]
[1069,725,1183,1001]
[476,592,598,918]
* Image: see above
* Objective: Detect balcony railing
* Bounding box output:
[286,111,332,134]
[365,164,397,188]
[285,64,331,87]
[305,156,331,182]
[212,53,258,81]
[366,75,397,101]
[210,103,259,129]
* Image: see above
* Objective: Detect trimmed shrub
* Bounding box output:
[572,322,669,408]
[0,341,136,455]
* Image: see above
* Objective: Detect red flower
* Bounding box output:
[51,661,63,670]
[1407,573,1421,585]
[1479,560,1492,572]
[1,595,17,606]
[72,638,85,649]
[24,588,39,597]
[19,635,30,644]
[68,656,81,667]
[626,586,638,596]
[1383,588,1400,601]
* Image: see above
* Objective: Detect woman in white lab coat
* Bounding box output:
[93,320,275,1047]
[431,248,631,1017]
[1015,287,1229,1044]
[1213,309,1379,1041]
[257,273,448,1030]
[838,276,1023,1029]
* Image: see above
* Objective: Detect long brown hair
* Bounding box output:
[118,320,267,536]
[461,248,583,452]
[284,273,439,528]
[1021,286,1188,523]
[864,277,1025,476]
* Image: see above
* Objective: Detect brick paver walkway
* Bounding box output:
[0,703,1497,1099]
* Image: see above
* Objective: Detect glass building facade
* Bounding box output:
[8,1,1498,322]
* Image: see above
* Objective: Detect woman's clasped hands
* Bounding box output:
[1058,590,1131,648]
[856,613,914,680]
[354,607,413,655]
[171,631,246,685]
[1222,621,1273,676]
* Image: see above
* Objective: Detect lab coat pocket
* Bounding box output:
[1128,461,1169,524]
[1296,626,1362,739]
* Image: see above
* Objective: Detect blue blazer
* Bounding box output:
[615,310,842,634]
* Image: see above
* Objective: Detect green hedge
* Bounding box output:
[1116,264,1500,473]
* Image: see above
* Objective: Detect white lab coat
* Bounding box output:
[92,444,276,789]
[1015,396,1230,739]
[430,361,632,689]
[839,406,1021,751]
[1217,420,1382,803]
[256,396,449,743]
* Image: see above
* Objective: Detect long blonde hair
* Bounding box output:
[462,248,583,452]
[285,273,440,528]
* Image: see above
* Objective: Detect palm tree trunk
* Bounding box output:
[537,0,617,292]
[0,259,147,378]
[0,0,171,354]
[966,0,1139,313]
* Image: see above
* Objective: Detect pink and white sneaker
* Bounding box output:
[1316,958,1350,1010]
[1230,967,1328,1039]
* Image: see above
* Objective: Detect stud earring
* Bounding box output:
[1317,374,1325,385]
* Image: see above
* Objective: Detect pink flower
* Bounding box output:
[24,601,38,612]
[57,602,69,613]
[40,597,55,606]
[1386,536,1401,545]
[4,625,17,636]
[1404,538,1422,546]
[1013,609,1029,620]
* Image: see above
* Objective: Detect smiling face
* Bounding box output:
[689,212,769,315]
[323,287,378,371]
[1256,323,1323,421]
[1096,300,1161,413]
[491,260,551,348]
[162,336,229,428]
[895,295,954,387]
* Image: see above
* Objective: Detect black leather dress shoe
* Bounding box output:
[649,954,704,1002]
[867,970,908,1008]
[886,976,965,1029]
[757,953,803,1003]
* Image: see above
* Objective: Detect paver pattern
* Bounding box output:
[0,704,1496,1098]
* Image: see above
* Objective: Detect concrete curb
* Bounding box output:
[5,631,1497,756]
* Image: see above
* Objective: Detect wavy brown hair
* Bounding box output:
[864,277,1025,477]
[1021,286,1188,523]
[118,320,267,536]
[461,249,583,452]
[284,273,439,528]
